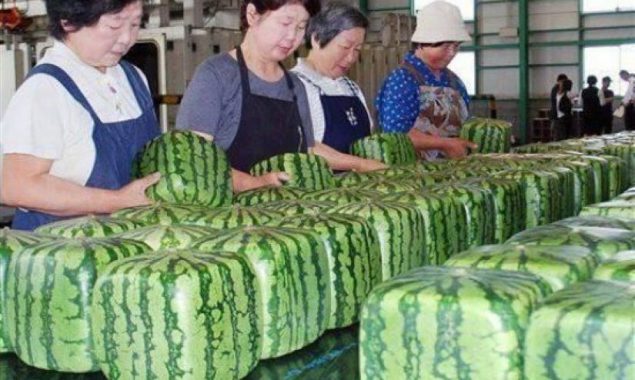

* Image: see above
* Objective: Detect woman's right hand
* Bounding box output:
[441,138,477,158]
[255,172,290,188]
[115,172,161,210]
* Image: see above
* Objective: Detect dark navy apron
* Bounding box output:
[296,72,370,153]
[226,46,307,172]
[12,61,160,231]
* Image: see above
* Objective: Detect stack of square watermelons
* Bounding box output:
[1,129,634,379]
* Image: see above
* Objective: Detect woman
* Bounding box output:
[0,0,161,231]
[556,79,573,140]
[620,69,635,131]
[375,0,475,160]
[176,0,383,193]
[291,2,379,156]
[581,75,602,135]
[599,76,614,134]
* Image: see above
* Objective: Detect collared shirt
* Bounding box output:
[375,52,469,133]
[623,76,635,105]
[291,58,373,142]
[0,40,148,186]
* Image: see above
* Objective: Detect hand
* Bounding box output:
[354,159,388,172]
[256,171,290,189]
[441,138,477,158]
[115,172,161,210]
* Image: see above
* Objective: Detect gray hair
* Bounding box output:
[306,2,369,49]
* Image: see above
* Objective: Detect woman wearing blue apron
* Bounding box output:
[176,0,384,193]
[0,0,160,231]
[292,3,386,171]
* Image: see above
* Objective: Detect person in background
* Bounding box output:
[375,0,476,160]
[0,0,161,231]
[619,69,635,131]
[599,76,614,134]
[550,73,568,121]
[580,75,602,135]
[556,79,573,140]
[291,2,385,171]
[176,0,382,193]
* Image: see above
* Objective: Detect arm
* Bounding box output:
[1,154,159,216]
[623,79,635,105]
[407,129,476,158]
[375,70,420,133]
[313,142,387,172]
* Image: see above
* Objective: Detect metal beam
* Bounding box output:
[518,0,529,144]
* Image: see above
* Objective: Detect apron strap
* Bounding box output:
[119,60,154,111]
[401,61,427,86]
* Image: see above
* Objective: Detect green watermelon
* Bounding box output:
[330,200,426,280]
[180,204,285,229]
[381,191,464,264]
[427,183,497,248]
[580,199,635,219]
[445,244,598,292]
[301,188,383,205]
[360,266,550,380]
[258,200,337,217]
[92,251,260,380]
[113,224,216,251]
[250,153,335,191]
[35,215,143,238]
[347,177,423,194]
[0,229,56,354]
[554,215,635,231]
[593,250,635,281]
[112,202,209,226]
[132,131,233,206]
[465,177,526,243]
[507,225,635,260]
[6,238,151,372]
[494,169,561,228]
[234,187,307,206]
[192,226,330,359]
[335,171,384,188]
[350,133,417,166]
[524,280,634,380]
[274,213,382,329]
[459,118,512,153]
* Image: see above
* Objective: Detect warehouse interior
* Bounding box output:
[0,0,635,379]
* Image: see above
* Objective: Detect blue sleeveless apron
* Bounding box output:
[11,62,160,231]
[296,73,370,153]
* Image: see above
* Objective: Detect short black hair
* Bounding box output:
[240,0,321,31]
[306,2,368,49]
[562,79,573,92]
[46,0,141,40]
[587,75,597,85]
[557,73,568,81]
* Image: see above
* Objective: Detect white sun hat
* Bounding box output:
[411,1,471,43]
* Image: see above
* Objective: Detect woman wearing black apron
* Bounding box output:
[176,0,383,192]
[0,0,160,231]
[292,3,386,164]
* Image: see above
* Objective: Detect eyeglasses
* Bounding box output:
[426,41,461,52]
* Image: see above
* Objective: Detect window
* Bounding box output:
[449,51,476,95]
[583,44,635,96]
[582,0,635,13]
[412,0,474,21]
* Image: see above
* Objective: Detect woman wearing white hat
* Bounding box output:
[375,0,475,160]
